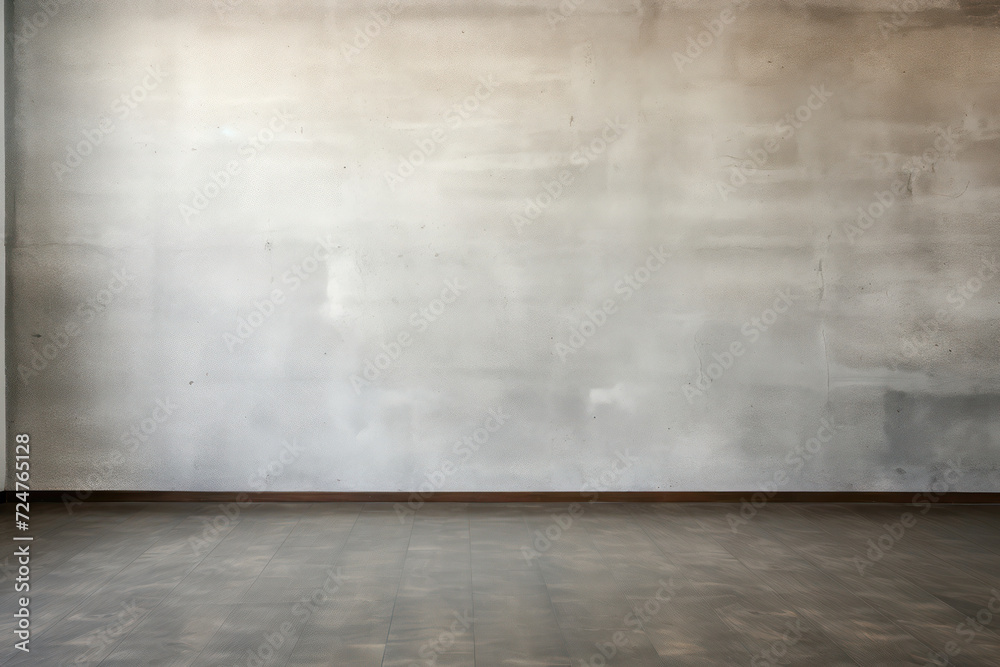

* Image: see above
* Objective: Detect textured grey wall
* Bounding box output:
[6,0,1000,492]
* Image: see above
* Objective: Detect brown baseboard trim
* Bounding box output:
[9,491,1000,503]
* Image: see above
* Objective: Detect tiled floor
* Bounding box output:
[1,502,999,666]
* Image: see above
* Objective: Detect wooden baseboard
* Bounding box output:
[8,490,1000,503]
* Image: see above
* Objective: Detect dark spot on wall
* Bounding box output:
[798,4,857,25]
[638,0,662,46]
[957,0,1000,24]
[882,390,999,468]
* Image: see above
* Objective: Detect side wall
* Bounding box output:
[2,0,8,491]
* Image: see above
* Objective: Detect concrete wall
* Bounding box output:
[6,0,1000,492]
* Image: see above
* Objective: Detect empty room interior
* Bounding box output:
[4,0,1000,665]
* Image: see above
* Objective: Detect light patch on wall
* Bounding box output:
[588,382,639,414]
[323,252,362,322]
[351,388,444,474]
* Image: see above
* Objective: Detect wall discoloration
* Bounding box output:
[957,0,1000,24]
[6,0,999,491]
[882,390,999,475]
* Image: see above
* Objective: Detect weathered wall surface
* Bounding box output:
[6,0,1000,492]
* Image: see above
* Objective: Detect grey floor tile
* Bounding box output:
[0,502,996,667]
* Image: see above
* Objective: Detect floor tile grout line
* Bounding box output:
[516,504,577,666]
[782,503,1000,642]
[467,508,476,667]
[16,505,194,658]
[672,503,865,667]
[235,505,308,602]
[797,501,1000,561]
[0,504,148,586]
[92,503,265,667]
[278,502,363,666]
[837,502,1000,567]
[790,500,1000,586]
[379,501,418,667]
[254,502,320,667]
[178,503,349,667]
[569,503,671,665]
[624,503,761,664]
[729,504,952,663]
[383,505,475,660]
[0,503,133,557]
[469,506,528,665]
[120,503,304,667]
